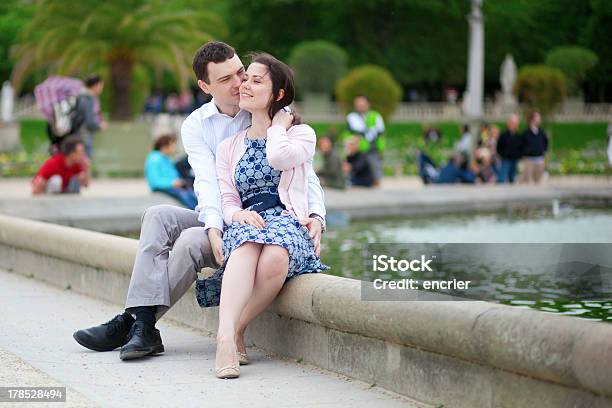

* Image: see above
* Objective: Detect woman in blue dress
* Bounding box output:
[195,53,328,378]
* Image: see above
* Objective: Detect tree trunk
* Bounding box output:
[110,59,133,121]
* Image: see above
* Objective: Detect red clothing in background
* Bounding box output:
[35,153,83,191]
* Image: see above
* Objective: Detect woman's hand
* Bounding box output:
[272,108,294,130]
[207,228,225,267]
[233,210,266,229]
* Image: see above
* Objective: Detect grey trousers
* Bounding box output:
[125,204,218,320]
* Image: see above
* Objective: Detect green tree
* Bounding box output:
[336,65,402,120]
[513,65,566,118]
[225,0,469,93]
[288,40,347,96]
[582,0,612,101]
[0,0,34,84]
[545,46,598,96]
[11,0,226,120]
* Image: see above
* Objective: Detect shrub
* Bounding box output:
[513,65,566,118]
[335,65,402,120]
[545,46,599,96]
[288,40,348,96]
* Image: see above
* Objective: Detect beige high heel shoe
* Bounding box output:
[215,340,240,379]
[236,332,249,365]
[238,351,249,365]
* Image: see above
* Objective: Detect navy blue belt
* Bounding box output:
[242,193,286,213]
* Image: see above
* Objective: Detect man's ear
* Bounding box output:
[275,89,285,102]
[198,79,211,95]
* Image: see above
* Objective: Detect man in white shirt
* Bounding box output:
[73,41,327,361]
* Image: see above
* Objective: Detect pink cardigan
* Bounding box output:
[215,124,316,226]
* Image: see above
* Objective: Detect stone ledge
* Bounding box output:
[1,214,611,407]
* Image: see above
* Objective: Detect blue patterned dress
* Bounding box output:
[195,136,328,308]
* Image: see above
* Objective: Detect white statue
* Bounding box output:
[499,54,518,111]
[1,81,14,123]
[500,54,517,96]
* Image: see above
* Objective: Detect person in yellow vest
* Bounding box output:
[345,95,385,187]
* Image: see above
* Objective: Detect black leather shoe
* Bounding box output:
[119,321,164,360]
[73,312,135,352]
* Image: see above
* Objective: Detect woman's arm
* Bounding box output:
[215,140,244,226]
[266,124,316,171]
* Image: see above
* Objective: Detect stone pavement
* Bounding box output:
[1,175,611,200]
[0,269,425,408]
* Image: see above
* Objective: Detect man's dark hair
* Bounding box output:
[153,134,177,151]
[60,136,83,156]
[85,74,102,88]
[192,41,236,84]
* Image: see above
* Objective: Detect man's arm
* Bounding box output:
[365,114,385,143]
[181,115,223,232]
[307,168,326,227]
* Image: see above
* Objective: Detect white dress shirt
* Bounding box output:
[181,99,326,232]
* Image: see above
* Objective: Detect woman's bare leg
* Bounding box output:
[235,245,289,355]
[216,242,263,369]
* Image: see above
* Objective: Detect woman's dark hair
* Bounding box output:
[248,52,301,125]
[153,134,177,151]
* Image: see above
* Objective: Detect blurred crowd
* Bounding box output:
[30,72,559,204]
[417,111,549,185]
[31,73,197,210]
[316,96,386,189]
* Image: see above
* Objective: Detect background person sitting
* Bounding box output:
[145,134,197,209]
[417,150,440,184]
[435,151,476,184]
[32,136,89,195]
[418,150,476,184]
[344,135,374,187]
[316,135,346,190]
[473,147,498,184]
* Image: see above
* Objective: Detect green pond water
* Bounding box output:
[321,205,612,323]
[121,204,612,323]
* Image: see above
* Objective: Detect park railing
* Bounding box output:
[294,101,612,123]
[10,96,612,123]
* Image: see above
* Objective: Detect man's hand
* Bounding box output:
[299,217,323,257]
[172,179,184,188]
[233,210,266,228]
[207,228,224,267]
